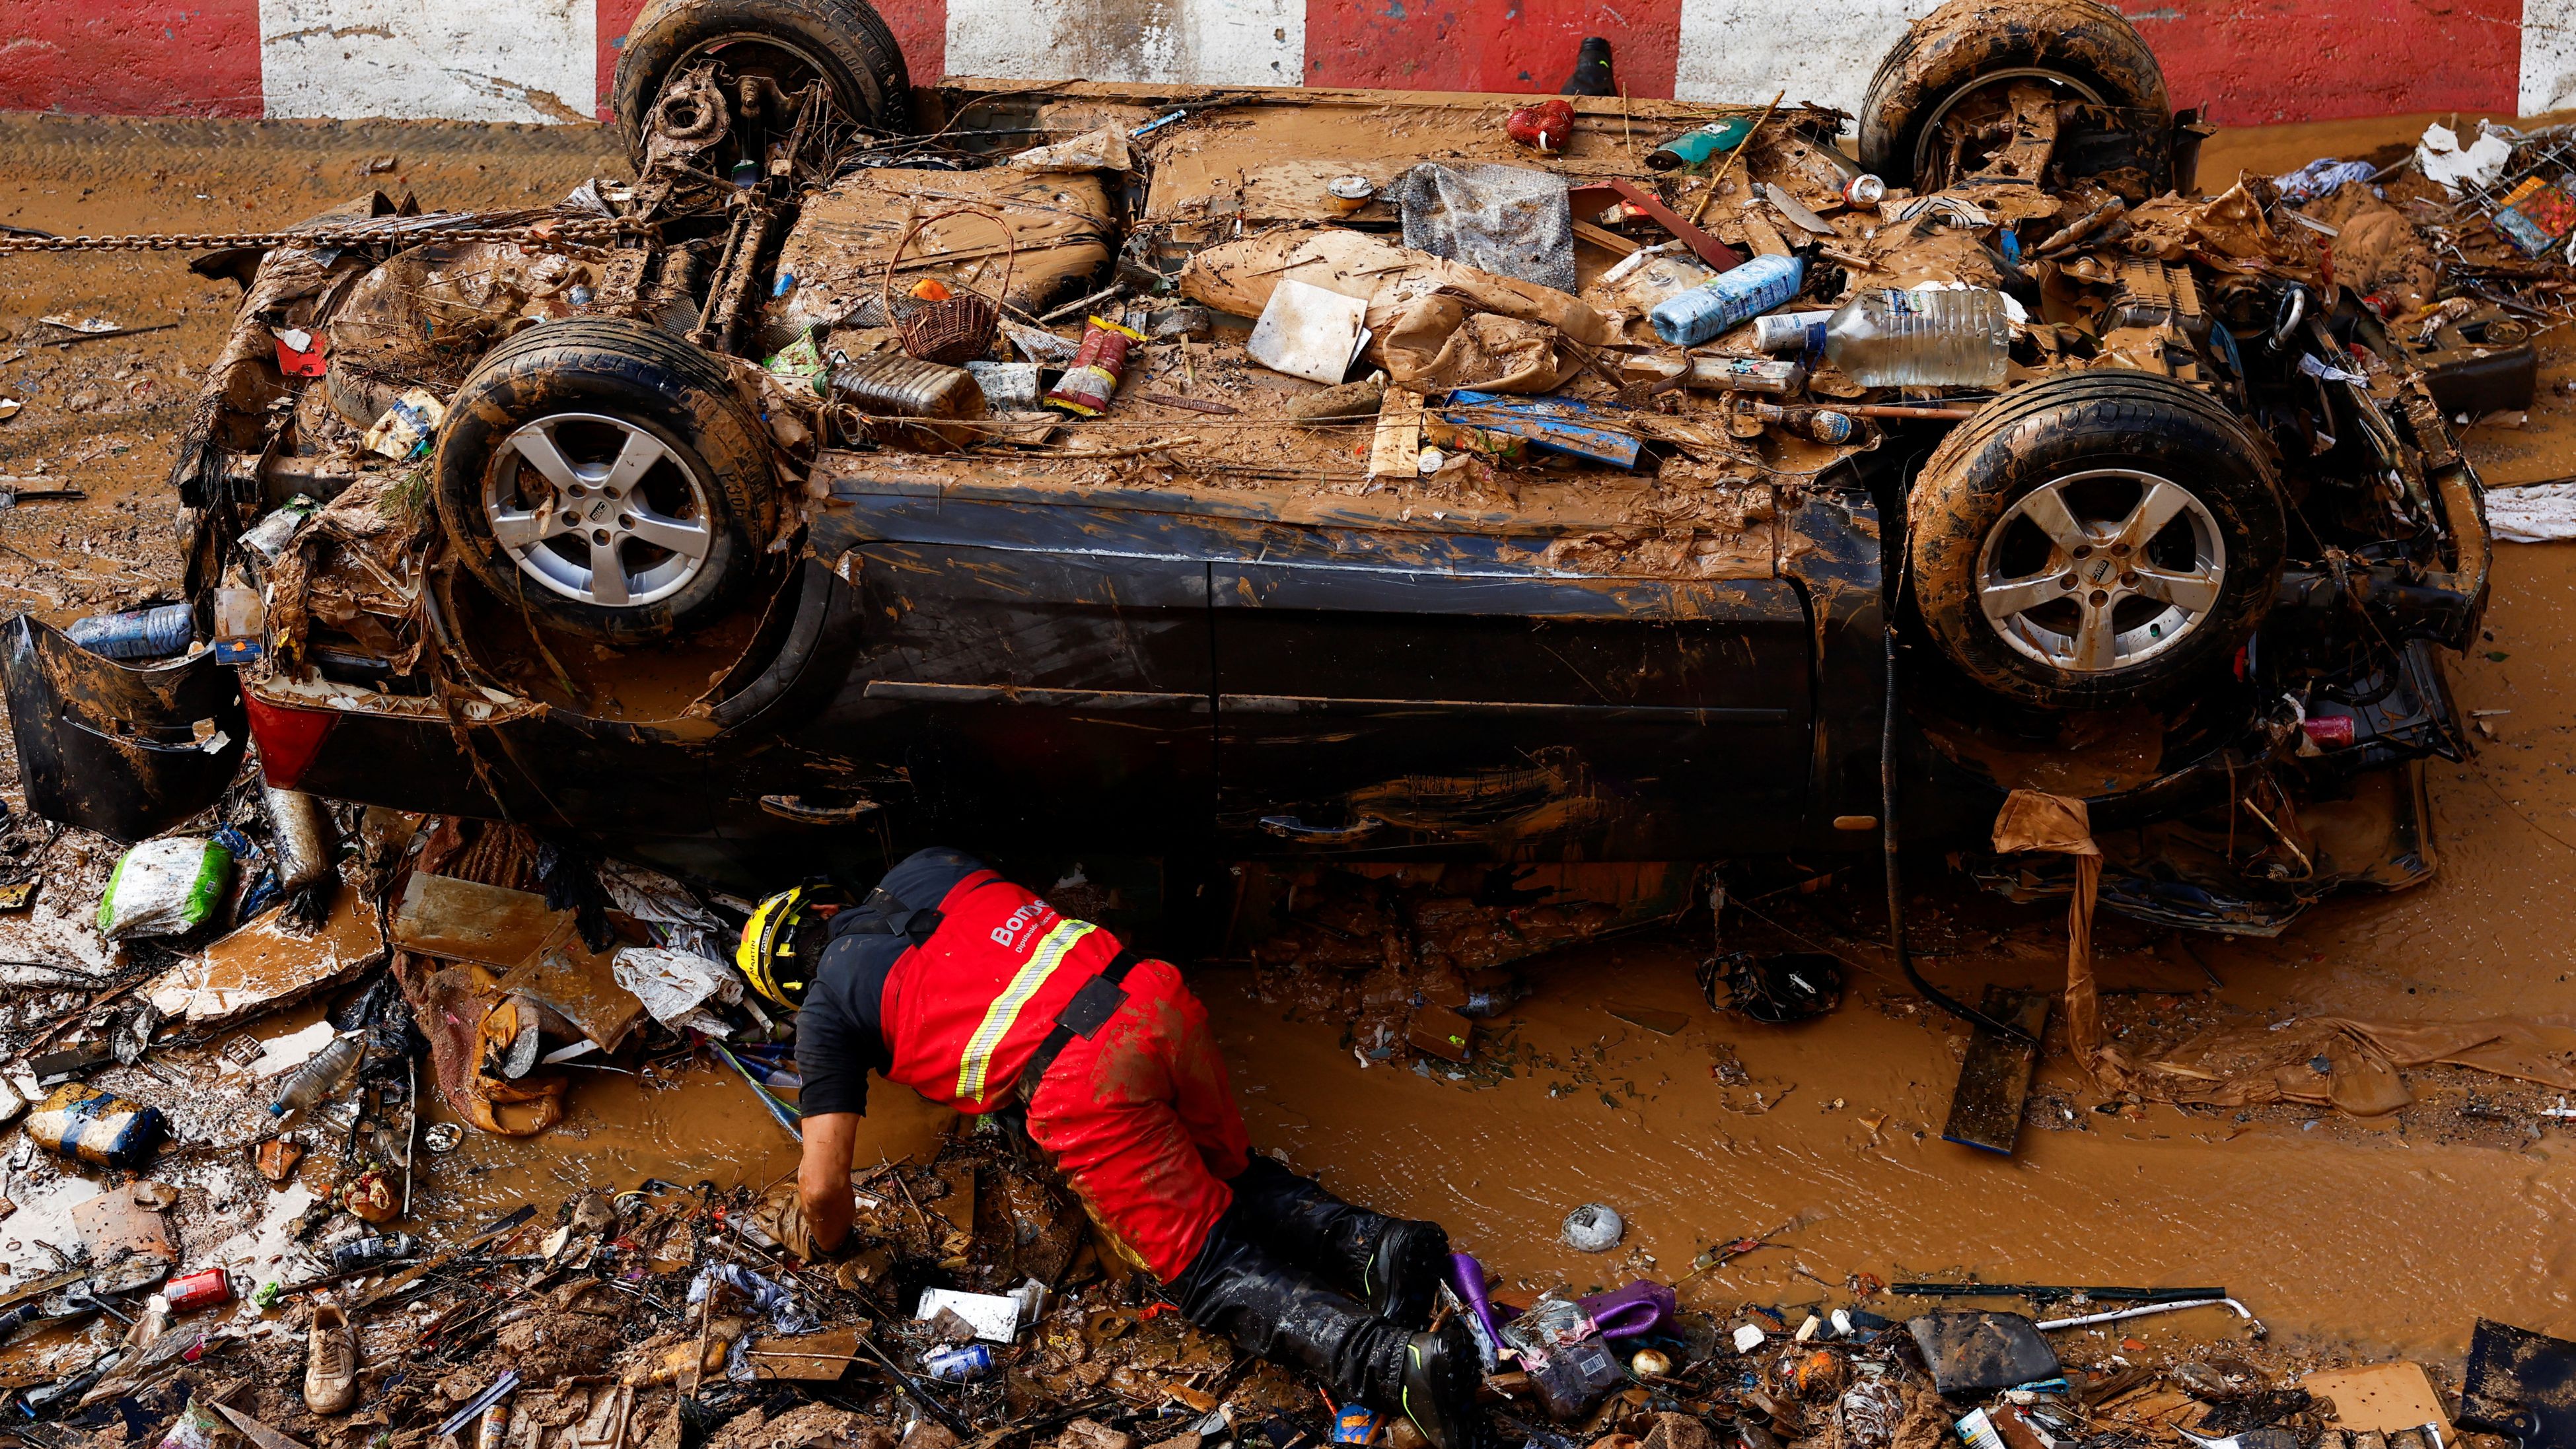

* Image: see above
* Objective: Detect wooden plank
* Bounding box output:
[1940,985,2050,1156]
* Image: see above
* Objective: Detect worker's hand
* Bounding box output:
[760,1193,849,1262]
[782,1111,863,1261]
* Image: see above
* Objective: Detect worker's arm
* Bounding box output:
[796,1111,863,1257]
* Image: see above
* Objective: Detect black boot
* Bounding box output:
[1225,1156,1453,1329]
[1559,37,1616,96]
[1388,1318,1482,1449]
[1171,1215,1481,1449]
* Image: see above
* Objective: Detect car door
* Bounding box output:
[1209,560,1814,858]
[832,537,1215,849]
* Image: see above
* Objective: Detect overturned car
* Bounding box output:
[14,0,2486,940]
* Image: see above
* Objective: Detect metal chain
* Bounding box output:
[0,219,651,254]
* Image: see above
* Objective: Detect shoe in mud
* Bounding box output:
[1362,1218,1450,1330]
[304,1301,357,1414]
[1398,1318,1481,1449]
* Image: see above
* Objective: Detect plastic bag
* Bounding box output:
[98,837,234,940]
[612,946,743,1026]
[1390,162,1577,294]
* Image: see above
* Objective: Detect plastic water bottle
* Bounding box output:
[1650,254,1806,346]
[268,1034,362,1118]
[65,603,193,660]
[1822,287,2012,388]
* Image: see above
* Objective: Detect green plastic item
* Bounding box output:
[1648,117,1754,171]
[97,837,235,940]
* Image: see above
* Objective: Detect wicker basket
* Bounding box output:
[880,206,1017,367]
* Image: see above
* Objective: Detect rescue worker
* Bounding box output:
[740,848,1481,1449]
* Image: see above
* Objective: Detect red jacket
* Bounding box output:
[878,870,1124,1113]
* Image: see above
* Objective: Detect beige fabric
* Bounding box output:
[1179,226,1616,390]
[1991,789,2108,1080]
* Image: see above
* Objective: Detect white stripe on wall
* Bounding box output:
[258,0,597,123]
[2525,0,2576,114]
[1672,0,1940,116]
[946,0,1304,87]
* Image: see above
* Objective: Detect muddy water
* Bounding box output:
[0,107,2571,1374]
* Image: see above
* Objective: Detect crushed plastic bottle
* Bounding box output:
[65,603,193,661]
[1822,287,2012,388]
[267,1034,361,1119]
[1649,254,1806,347]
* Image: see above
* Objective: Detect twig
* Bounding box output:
[34,324,178,349]
[1691,90,1783,227]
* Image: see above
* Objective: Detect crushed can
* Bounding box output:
[921,1342,994,1382]
[27,1082,166,1168]
[1333,1405,1385,1444]
[164,1267,234,1313]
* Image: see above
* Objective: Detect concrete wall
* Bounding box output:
[3,0,2569,129]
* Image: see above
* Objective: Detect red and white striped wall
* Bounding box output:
[3,0,2571,131]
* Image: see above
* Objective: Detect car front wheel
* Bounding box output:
[433,318,779,643]
[1907,369,2284,711]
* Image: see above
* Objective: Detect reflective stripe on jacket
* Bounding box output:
[879,872,1122,1113]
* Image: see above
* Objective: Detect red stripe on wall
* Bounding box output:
[876,0,948,90]
[1303,0,1683,99]
[599,0,653,120]
[596,0,948,120]
[0,0,262,118]
[2123,0,2519,127]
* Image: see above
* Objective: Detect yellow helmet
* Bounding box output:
[737,884,841,1006]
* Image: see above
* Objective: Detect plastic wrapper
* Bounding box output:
[1390,162,1577,294]
[98,836,235,940]
[613,946,744,1026]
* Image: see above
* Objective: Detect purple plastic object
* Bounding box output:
[1450,1252,1503,1340]
[1579,1280,1677,1340]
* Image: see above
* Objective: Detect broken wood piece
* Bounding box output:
[391,873,559,970]
[211,1402,311,1449]
[1367,386,1427,479]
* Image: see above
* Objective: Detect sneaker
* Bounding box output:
[1361,1219,1451,1331]
[304,1302,357,1415]
[1398,1319,1481,1449]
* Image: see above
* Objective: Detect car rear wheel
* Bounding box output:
[612,0,912,162]
[1859,0,2170,192]
[1908,370,2283,712]
[434,318,779,643]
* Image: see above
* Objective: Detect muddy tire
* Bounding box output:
[434,318,779,643]
[612,0,912,162]
[1908,370,2282,712]
[1859,0,2168,192]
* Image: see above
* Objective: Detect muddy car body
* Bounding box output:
[23,0,2485,935]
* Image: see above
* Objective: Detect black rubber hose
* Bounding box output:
[1882,604,2036,1045]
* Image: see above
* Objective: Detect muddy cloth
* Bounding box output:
[1991,790,2106,1082]
[1025,956,1251,1280]
[1389,163,1577,294]
[792,847,984,1117]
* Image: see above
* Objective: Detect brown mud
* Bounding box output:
[0,108,2571,1385]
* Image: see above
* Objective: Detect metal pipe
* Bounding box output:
[2036,1297,2265,1337]
[1882,604,2034,1045]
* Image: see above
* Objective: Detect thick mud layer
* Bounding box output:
[0,108,2568,1384]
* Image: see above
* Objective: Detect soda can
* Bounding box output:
[164,1268,234,1313]
[1843,174,1887,208]
[1334,1405,1386,1444]
[921,1343,995,1382]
